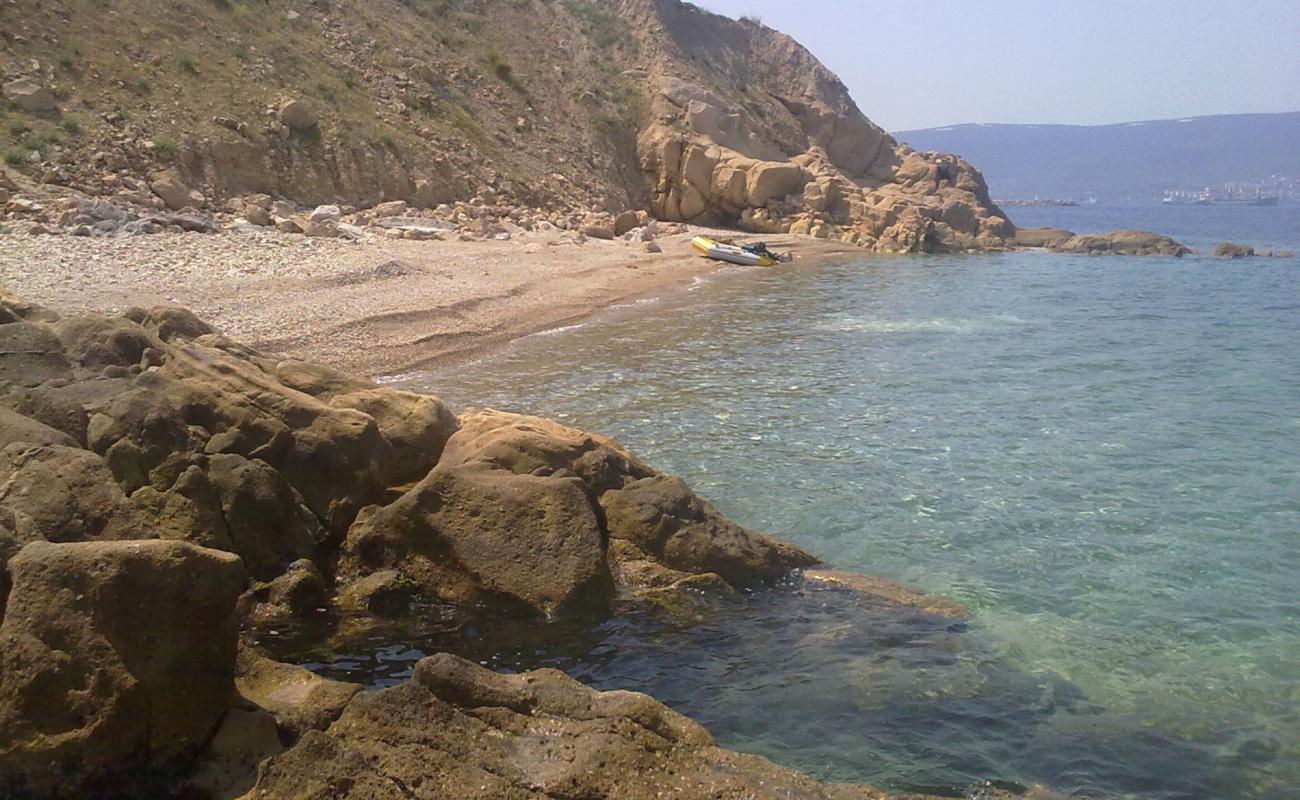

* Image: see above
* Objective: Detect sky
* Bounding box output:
[696,0,1300,131]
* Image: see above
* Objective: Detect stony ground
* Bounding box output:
[2,226,859,376]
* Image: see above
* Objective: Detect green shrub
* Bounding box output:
[152,136,178,158]
[3,148,25,166]
[59,117,82,136]
[482,50,517,87]
[176,53,198,74]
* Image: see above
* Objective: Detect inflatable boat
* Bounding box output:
[690,235,780,266]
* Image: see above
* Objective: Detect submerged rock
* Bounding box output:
[243,652,900,800]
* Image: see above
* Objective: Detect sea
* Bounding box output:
[281,205,1299,799]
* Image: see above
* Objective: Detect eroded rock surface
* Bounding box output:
[0,539,244,797]
[243,652,903,800]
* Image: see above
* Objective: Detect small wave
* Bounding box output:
[608,296,663,310]
[529,321,590,337]
[815,313,1037,334]
[375,371,423,385]
[815,316,973,334]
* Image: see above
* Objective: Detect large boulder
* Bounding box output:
[601,474,817,586]
[50,314,164,374]
[0,406,77,449]
[443,410,818,590]
[441,408,654,494]
[0,384,90,445]
[341,462,614,615]
[1213,241,1255,259]
[328,388,458,485]
[123,305,217,343]
[0,321,72,386]
[150,170,206,211]
[0,540,245,797]
[746,161,807,206]
[1049,229,1191,257]
[2,78,57,113]
[0,442,144,545]
[205,453,325,580]
[279,99,318,132]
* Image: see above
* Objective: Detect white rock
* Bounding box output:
[2,78,57,112]
[309,204,341,223]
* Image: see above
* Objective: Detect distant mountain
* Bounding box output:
[895,112,1300,202]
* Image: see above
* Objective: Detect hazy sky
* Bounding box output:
[696,0,1300,130]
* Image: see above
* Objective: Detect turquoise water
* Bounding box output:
[310,207,1299,799]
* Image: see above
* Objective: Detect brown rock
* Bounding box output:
[602,474,818,586]
[0,540,244,797]
[335,568,414,615]
[2,78,57,113]
[613,209,641,236]
[1212,241,1254,259]
[440,408,654,493]
[245,204,273,226]
[245,652,896,800]
[0,383,90,445]
[1014,227,1075,248]
[0,321,73,386]
[0,406,77,449]
[235,648,362,738]
[150,170,206,211]
[50,313,164,373]
[0,442,144,545]
[206,453,326,580]
[341,462,614,615]
[746,161,807,206]
[329,387,458,485]
[581,223,616,240]
[278,98,318,132]
[123,304,217,342]
[1050,229,1191,257]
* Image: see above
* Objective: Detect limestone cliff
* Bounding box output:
[0,0,1011,251]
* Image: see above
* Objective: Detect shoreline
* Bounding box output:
[2,226,861,377]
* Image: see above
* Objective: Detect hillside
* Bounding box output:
[0,0,1011,252]
[896,112,1300,202]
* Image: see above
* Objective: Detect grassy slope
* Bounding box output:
[0,0,650,207]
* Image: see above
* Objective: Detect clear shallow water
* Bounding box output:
[314,207,1298,798]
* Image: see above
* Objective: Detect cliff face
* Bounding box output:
[0,0,1011,251]
[624,0,1012,251]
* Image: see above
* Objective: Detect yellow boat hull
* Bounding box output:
[690,235,778,266]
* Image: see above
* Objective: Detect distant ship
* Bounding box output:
[1217,195,1279,206]
[1162,190,1212,205]
[1162,190,1279,206]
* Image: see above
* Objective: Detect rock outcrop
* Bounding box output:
[1048,229,1191,257]
[626,3,1013,252]
[240,652,901,800]
[0,539,244,797]
[0,294,814,628]
[0,292,1022,799]
[1213,241,1254,259]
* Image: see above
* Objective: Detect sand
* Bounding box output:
[1,227,859,376]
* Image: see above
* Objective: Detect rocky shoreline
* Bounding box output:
[0,291,1058,799]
